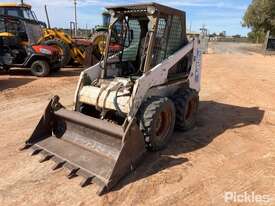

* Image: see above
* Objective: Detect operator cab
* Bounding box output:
[0,3,35,19]
[0,3,45,26]
[77,3,194,122]
[100,3,191,81]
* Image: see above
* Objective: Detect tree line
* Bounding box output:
[243,0,275,43]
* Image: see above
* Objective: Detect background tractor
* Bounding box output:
[41,27,91,67]
[0,2,93,67]
[23,3,202,195]
[89,12,110,61]
[0,14,61,76]
[93,11,110,33]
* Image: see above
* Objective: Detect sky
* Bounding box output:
[2,0,252,36]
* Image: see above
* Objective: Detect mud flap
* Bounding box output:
[22,96,146,195]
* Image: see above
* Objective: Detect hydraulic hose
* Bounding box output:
[113,85,127,118]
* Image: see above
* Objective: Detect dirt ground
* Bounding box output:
[0,42,275,206]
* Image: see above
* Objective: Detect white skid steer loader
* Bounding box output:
[22,3,202,195]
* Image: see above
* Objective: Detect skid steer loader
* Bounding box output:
[22,3,202,195]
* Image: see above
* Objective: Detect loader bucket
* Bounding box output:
[22,96,146,195]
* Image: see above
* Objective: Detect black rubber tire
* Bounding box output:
[0,65,9,74]
[30,60,50,77]
[44,39,71,67]
[173,89,199,131]
[3,65,10,71]
[138,97,176,152]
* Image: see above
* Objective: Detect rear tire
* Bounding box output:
[44,39,71,67]
[91,31,107,59]
[30,60,50,77]
[173,89,199,131]
[138,97,176,152]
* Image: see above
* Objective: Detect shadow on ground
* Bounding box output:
[50,67,84,77]
[0,78,36,91]
[113,101,265,191]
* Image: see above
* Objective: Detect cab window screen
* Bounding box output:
[122,19,141,62]
[166,15,183,57]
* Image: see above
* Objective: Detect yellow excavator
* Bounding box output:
[42,26,90,67]
[0,2,98,67]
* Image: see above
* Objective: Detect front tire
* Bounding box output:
[138,97,176,152]
[30,60,50,77]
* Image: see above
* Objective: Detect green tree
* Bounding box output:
[243,0,275,43]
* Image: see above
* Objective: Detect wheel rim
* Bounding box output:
[185,97,197,120]
[155,106,173,141]
[33,64,43,74]
[94,36,106,55]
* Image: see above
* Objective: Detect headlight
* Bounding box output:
[147,6,156,15]
[40,48,52,55]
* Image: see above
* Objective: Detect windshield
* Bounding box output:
[22,8,35,20]
[102,13,110,27]
[0,8,4,15]
[24,22,43,44]
[1,7,36,21]
[0,16,24,34]
[6,8,21,18]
